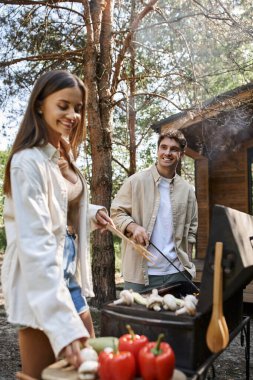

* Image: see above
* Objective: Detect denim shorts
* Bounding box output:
[63,233,88,314]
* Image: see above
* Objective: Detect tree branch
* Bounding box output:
[113,91,184,112]
[0,49,85,67]
[81,0,94,42]
[0,0,83,4]
[111,0,158,94]
[0,0,84,17]
[112,156,130,175]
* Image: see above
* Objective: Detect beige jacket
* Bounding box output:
[1,144,102,357]
[111,164,198,285]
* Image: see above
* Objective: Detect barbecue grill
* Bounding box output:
[101,205,253,375]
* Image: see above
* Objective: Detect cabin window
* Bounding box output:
[248,147,253,215]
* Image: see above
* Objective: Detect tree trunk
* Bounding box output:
[84,0,116,307]
[128,0,137,176]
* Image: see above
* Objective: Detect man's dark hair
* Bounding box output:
[157,128,187,151]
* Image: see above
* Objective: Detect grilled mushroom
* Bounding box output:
[146,289,163,311]
[113,289,134,306]
[175,294,198,316]
[163,294,178,311]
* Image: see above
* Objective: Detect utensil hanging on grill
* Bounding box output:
[206,242,229,353]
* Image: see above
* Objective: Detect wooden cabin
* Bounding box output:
[151,82,253,303]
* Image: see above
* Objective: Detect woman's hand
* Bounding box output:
[60,338,87,369]
[96,210,114,233]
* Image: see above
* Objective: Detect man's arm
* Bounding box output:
[111,179,149,246]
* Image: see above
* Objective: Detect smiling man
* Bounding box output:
[111,129,198,291]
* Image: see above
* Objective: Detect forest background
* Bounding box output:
[0,0,253,306]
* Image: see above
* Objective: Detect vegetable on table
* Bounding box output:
[98,347,136,380]
[78,360,98,380]
[118,324,149,376]
[88,336,119,354]
[138,333,175,380]
[78,347,99,380]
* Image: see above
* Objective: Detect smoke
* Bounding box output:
[184,100,253,159]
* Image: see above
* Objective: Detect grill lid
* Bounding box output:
[198,204,253,313]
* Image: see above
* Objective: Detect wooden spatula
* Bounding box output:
[106,223,155,264]
[219,251,229,349]
[206,242,229,353]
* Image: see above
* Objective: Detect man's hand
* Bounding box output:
[126,222,149,246]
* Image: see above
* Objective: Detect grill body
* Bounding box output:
[101,205,253,373]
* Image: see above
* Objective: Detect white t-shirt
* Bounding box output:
[148,177,184,275]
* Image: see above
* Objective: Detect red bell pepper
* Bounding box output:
[118,324,149,376]
[138,334,175,380]
[98,347,136,380]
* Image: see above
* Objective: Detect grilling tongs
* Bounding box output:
[106,223,155,264]
[206,242,229,353]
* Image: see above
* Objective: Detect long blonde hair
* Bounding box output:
[4,70,87,195]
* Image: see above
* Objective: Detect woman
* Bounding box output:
[1,70,113,378]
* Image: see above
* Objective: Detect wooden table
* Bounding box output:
[42,359,186,380]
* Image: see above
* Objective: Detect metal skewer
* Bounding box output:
[149,241,200,293]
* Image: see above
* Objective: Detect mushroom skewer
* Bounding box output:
[106,223,155,264]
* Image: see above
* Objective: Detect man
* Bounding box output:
[111,129,198,292]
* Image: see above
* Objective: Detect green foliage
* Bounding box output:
[0,226,6,252]
[113,236,122,274]
[181,155,195,187]
[0,150,8,251]
[0,151,8,225]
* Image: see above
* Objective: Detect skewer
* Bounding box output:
[106,224,155,264]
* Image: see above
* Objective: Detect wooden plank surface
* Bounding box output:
[42,360,187,380]
[42,360,77,380]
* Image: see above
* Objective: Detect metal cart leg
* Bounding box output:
[241,317,250,380]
